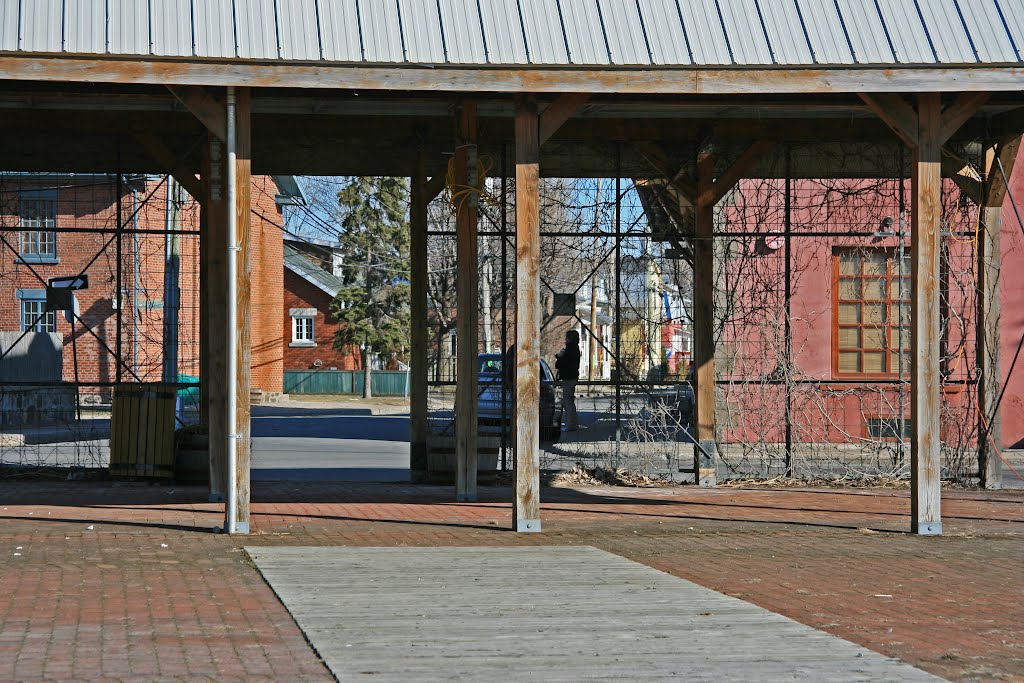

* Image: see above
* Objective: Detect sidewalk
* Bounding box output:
[1,480,1021,681]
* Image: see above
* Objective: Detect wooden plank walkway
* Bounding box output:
[248,546,940,682]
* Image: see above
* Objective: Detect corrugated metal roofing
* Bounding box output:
[1,0,1021,66]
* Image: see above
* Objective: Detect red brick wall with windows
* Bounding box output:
[0,174,283,397]
[283,269,360,371]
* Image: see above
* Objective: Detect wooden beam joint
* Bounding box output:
[539,93,590,146]
[168,85,227,142]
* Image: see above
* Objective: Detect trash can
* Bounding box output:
[109,383,176,479]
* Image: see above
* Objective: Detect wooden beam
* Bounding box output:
[424,174,446,202]
[860,93,919,148]
[168,85,227,142]
[939,92,990,144]
[910,92,943,535]
[693,146,717,487]
[514,95,541,532]
[8,56,1024,94]
[410,154,429,480]
[203,131,228,502]
[978,135,1021,489]
[539,93,590,146]
[983,135,1022,208]
[632,141,697,203]
[940,149,982,206]
[455,101,479,503]
[132,132,203,200]
[233,87,253,531]
[704,140,776,207]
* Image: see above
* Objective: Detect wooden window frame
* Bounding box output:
[832,247,910,379]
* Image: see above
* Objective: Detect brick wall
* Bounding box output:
[0,174,283,398]
[249,177,284,392]
[283,269,360,371]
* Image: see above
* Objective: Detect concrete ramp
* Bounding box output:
[248,546,939,682]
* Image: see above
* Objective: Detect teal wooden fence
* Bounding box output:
[283,370,409,396]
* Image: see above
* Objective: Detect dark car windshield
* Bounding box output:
[479,355,503,375]
[478,354,552,381]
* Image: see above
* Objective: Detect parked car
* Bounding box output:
[477,353,560,441]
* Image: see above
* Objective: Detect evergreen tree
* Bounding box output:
[329,177,410,398]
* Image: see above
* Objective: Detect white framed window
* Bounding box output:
[289,308,317,347]
[19,191,57,262]
[21,298,57,332]
[293,316,314,342]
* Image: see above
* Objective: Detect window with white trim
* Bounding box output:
[293,316,314,342]
[19,191,57,261]
[290,308,317,347]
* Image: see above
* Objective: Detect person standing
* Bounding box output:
[555,330,581,431]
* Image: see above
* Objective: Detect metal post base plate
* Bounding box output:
[915,521,942,536]
[516,519,542,533]
[696,440,719,487]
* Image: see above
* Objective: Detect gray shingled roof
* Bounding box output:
[3,0,1021,67]
[284,243,345,299]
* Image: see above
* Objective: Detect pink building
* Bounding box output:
[717,158,1024,452]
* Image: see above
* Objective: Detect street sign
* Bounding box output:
[48,275,89,291]
[47,274,89,312]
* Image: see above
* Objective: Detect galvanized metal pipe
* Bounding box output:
[225,86,238,535]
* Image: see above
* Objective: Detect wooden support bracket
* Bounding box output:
[168,85,227,142]
[132,132,204,200]
[698,140,776,208]
[632,141,697,203]
[424,174,446,202]
[940,149,982,206]
[860,92,990,148]
[539,93,590,146]
[983,134,1022,208]
[860,93,920,148]
[939,92,991,144]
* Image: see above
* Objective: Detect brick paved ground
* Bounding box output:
[0,480,1021,681]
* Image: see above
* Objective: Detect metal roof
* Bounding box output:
[284,243,345,298]
[2,0,1021,67]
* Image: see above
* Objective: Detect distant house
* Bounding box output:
[283,238,360,372]
[618,255,690,381]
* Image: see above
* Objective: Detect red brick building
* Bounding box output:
[283,237,360,372]
[716,156,1024,452]
[0,173,294,399]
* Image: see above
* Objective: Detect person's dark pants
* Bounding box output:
[561,380,578,430]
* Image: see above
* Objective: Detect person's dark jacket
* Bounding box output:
[555,343,581,381]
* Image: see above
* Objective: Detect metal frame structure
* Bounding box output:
[2,5,1023,534]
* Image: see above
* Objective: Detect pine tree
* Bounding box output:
[329,177,410,398]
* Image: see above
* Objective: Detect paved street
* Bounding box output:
[251,405,410,482]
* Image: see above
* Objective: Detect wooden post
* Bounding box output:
[203,131,228,502]
[514,95,541,532]
[978,198,1003,489]
[455,102,479,502]
[978,136,1021,489]
[233,87,253,531]
[910,93,942,535]
[693,144,718,487]
[410,153,429,479]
